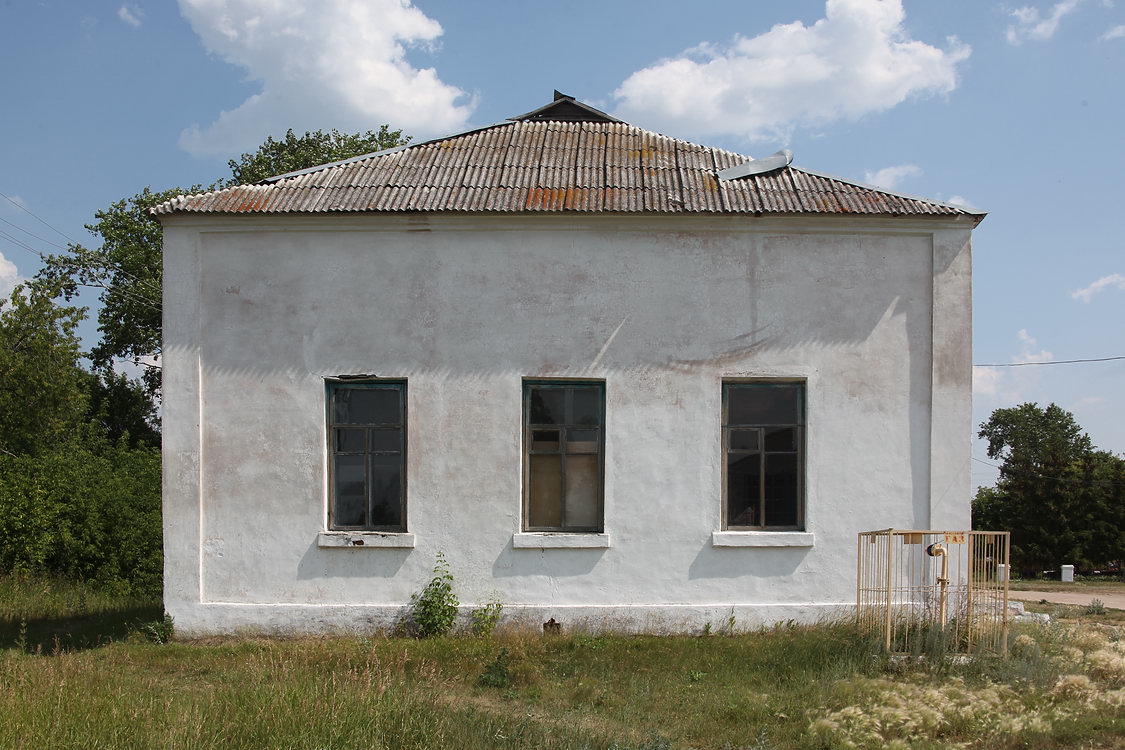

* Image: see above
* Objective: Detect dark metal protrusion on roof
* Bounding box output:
[512,94,622,123]
[716,149,794,181]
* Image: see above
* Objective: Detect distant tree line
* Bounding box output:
[0,126,408,595]
[973,402,1125,578]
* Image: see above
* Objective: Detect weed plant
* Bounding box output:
[409,551,458,638]
[469,595,503,637]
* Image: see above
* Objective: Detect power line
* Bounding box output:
[0,215,67,250]
[0,190,79,246]
[974,356,1125,367]
[972,456,1125,487]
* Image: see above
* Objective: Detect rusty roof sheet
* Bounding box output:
[152,120,981,221]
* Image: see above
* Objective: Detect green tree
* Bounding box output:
[224,126,408,186]
[972,402,1124,575]
[0,436,162,594]
[37,126,409,400]
[37,187,186,396]
[83,369,160,449]
[0,280,88,456]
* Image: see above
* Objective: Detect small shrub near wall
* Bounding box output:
[409,552,459,637]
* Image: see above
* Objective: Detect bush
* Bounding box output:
[477,648,512,688]
[0,435,162,595]
[409,552,458,637]
[1085,598,1107,616]
[469,595,503,637]
[136,613,175,644]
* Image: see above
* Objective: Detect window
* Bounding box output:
[328,381,406,531]
[723,382,804,530]
[523,381,604,531]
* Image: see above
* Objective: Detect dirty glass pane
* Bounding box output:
[529,388,565,425]
[565,455,599,528]
[566,429,599,453]
[764,453,799,526]
[727,453,761,526]
[727,385,801,426]
[571,388,602,426]
[333,454,366,526]
[335,428,365,453]
[369,428,401,453]
[729,429,759,451]
[529,454,562,527]
[532,430,560,451]
[369,454,402,527]
[336,388,400,425]
[764,427,796,452]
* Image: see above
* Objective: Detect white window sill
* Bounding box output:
[711,531,814,547]
[317,531,415,548]
[512,532,611,549]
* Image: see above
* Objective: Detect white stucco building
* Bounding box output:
[154,95,984,636]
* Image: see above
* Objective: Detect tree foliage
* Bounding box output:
[37,187,186,395]
[0,281,162,593]
[0,280,88,456]
[0,436,162,595]
[224,126,408,186]
[972,402,1124,575]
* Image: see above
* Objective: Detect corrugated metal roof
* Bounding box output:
[152,119,982,221]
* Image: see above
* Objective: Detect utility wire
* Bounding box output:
[0,190,78,246]
[0,215,67,250]
[974,356,1125,367]
[0,190,162,297]
[972,456,1125,487]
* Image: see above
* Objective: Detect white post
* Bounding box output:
[997,563,1008,583]
[1061,564,1075,583]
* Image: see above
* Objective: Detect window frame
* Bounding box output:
[721,380,806,531]
[522,379,606,533]
[326,379,408,533]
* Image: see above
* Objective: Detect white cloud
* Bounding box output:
[1006,0,1083,45]
[177,0,473,155]
[611,0,970,141]
[1071,396,1106,410]
[974,329,1053,402]
[864,164,922,189]
[118,4,142,27]
[1015,328,1053,363]
[972,366,1004,398]
[946,194,979,210]
[0,251,22,300]
[1102,24,1125,39]
[1072,272,1125,302]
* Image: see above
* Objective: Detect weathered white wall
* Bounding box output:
[161,213,974,635]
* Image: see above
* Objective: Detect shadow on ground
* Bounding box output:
[0,604,164,653]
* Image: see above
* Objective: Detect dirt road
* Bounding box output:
[1008,589,1125,609]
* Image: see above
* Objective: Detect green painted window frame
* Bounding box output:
[522,380,606,532]
[721,381,805,531]
[326,380,407,532]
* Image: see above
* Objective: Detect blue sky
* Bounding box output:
[2,0,1123,486]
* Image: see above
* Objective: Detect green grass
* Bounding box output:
[0,574,162,652]
[1010,579,1125,593]
[2,576,1123,749]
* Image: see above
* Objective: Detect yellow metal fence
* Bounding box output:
[857,529,1010,655]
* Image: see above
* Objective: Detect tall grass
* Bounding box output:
[1,578,1123,749]
[0,574,161,652]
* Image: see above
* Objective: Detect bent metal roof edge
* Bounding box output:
[152,113,985,222]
